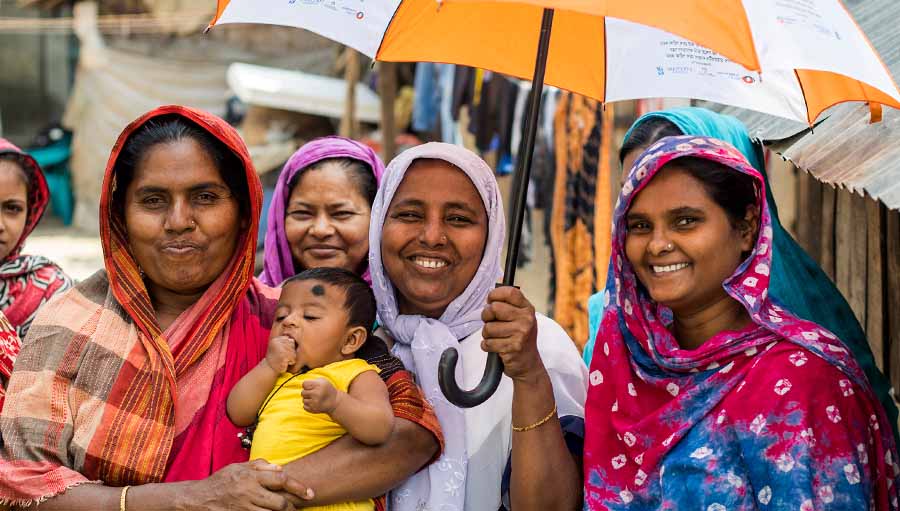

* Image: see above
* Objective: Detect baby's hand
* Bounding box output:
[302,378,340,414]
[265,335,297,374]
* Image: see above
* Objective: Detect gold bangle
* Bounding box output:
[119,485,131,511]
[512,404,557,432]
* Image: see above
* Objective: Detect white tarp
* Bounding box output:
[227,63,382,123]
[63,45,230,232]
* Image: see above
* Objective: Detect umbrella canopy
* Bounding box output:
[211,0,900,124]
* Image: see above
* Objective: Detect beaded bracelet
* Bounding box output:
[512,404,557,432]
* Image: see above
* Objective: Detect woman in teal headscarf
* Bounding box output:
[584,106,899,438]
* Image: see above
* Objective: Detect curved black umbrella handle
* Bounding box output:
[438,347,504,408]
[437,8,555,409]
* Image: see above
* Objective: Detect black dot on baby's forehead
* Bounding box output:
[311,284,326,296]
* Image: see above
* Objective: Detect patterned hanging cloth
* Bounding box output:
[549,92,614,348]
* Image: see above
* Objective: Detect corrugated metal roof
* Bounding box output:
[775,104,900,207]
[706,103,810,142]
[704,0,900,210]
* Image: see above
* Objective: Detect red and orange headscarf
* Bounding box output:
[101,105,261,386]
[96,105,266,483]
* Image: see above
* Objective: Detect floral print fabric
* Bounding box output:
[583,135,899,510]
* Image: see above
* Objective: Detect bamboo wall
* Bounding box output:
[794,171,900,396]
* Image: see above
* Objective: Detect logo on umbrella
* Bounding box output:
[742,75,755,84]
[356,11,365,19]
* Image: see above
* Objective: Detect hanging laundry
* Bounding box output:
[549,92,614,348]
[438,64,463,144]
[451,66,476,122]
[412,62,441,133]
[510,82,530,160]
[469,74,520,161]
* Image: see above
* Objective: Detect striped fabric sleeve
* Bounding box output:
[362,336,444,461]
[385,370,445,463]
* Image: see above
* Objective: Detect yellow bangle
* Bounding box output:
[120,485,131,511]
[512,404,557,432]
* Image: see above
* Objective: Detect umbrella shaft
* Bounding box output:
[504,8,555,286]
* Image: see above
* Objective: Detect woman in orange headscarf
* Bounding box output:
[0,106,440,511]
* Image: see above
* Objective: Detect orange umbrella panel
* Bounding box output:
[427,0,761,71]
[378,0,608,101]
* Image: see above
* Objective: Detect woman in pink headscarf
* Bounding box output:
[260,136,384,286]
[0,139,72,338]
[0,139,71,408]
[259,137,442,511]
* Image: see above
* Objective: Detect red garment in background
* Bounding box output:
[0,311,20,411]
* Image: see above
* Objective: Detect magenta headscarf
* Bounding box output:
[260,136,385,286]
[583,135,898,509]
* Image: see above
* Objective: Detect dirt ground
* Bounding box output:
[26,217,103,282]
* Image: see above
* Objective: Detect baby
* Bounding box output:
[227,267,394,511]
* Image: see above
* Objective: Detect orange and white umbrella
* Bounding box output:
[209,0,900,407]
[210,0,900,124]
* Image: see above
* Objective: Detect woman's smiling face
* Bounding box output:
[624,164,755,317]
[381,159,488,319]
[284,162,372,274]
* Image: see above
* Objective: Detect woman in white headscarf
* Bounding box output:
[368,142,588,510]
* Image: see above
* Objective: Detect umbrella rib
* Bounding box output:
[793,69,815,126]
[372,0,408,61]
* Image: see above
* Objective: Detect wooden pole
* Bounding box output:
[339,47,360,139]
[378,62,397,162]
[866,197,885,370]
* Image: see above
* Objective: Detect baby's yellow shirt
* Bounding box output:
[249,358,381,511]
[250,358,380,465]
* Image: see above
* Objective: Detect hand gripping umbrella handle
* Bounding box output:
[437,8,555,409]
[439,348,504,408]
